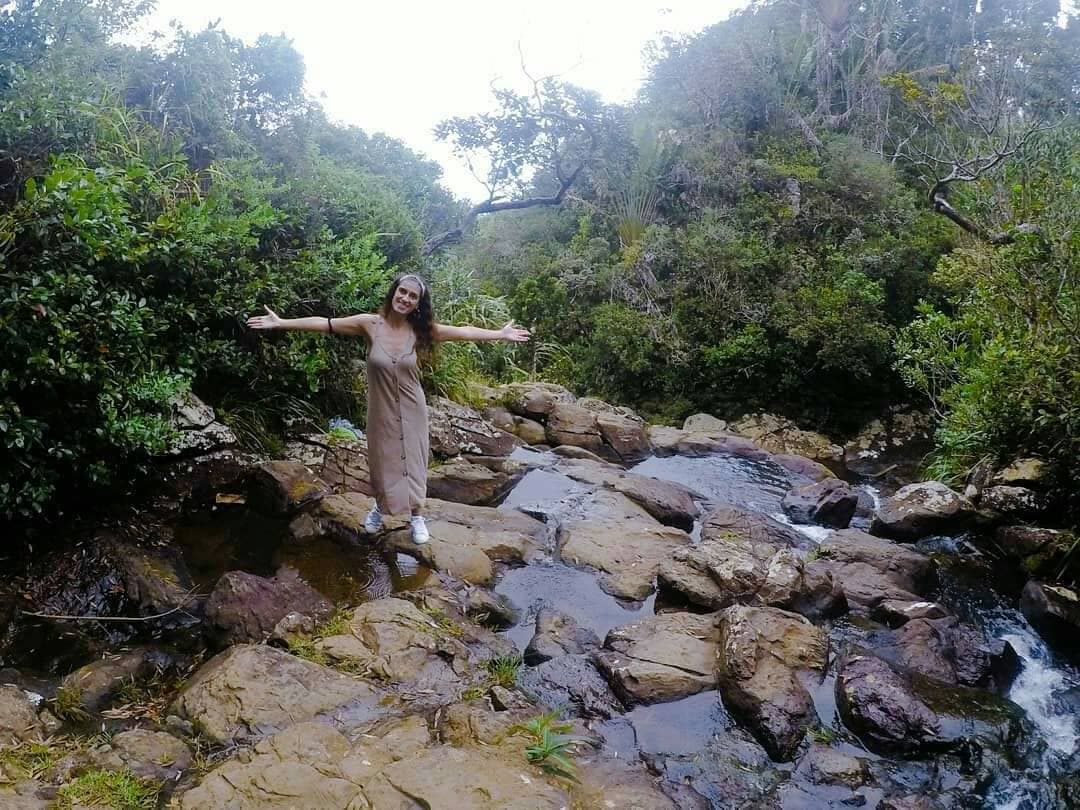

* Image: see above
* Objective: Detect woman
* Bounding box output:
[246,274,530,544]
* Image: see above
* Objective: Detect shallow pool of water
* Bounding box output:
[631,453,797,514]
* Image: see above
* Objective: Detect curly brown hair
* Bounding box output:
[380,273,435,364]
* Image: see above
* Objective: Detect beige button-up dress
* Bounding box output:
[366,320,428,514]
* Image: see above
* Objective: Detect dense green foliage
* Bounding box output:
[0,0,1077,521]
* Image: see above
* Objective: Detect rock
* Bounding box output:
[482,404,516,433]
[772,454,836,482]
[524,608,600,664]
[715,605,828,760]
[376,745,569,809]
[518,654,624,719]
[657,556,730,609]
[316,598,468,691]
[816,529,934,608]
[557,493,691,600]
[0,685,42,747]
[595,612,720,704]
[113,541,200,628]
[647,424,688,456]
[205,568,333,646]
[871,482,974,540]
[0,781,50,809]
[60,647,184,713]
[996,526,1075,575]
[569,401,651,462]
[556,457,700,530]
[994,458,1049,488]
[383,498,546,585]
[179,719,426,809]
[797,744,867,787]
[1021,581,1080,653]
[89,728,192,782]
[871,599,950,628]
[730,413,844,469]
[683,413,728,432]
[757,550,847,619]
[835,654,940,754]
[551,444,607,462]
[462,589,519,629]
[703,504,809,549]
[869,617,1018,690]
[428,396,521,458]
[782,478,858,528]
[545,401,603,452]
[513,416,547,445]
[245,461,330,516]
[317,436,373,495]
[427,457,522,505]
[165,392,238,456]
[268,612,316,646]
[501,381,575,419]
[978,485,1045,519]
[574,758,686,809]
[171,644,374,744]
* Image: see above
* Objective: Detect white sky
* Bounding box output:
[131,1,743,201]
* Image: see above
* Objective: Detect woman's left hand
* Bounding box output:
[499,321,532,342]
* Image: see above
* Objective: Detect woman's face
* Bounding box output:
[392,279,422,316]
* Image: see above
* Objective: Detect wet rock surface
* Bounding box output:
[871,481,974,540]
[524,608,600,664]
[205,567,334,645]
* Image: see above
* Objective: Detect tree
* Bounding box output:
[426,66,623,254]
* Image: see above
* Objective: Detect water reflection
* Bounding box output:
[632,454,796,514]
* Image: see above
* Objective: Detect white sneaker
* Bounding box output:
[410,516,430,545]
[364,507,383,534]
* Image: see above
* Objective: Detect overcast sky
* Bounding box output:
[131,1,743,200]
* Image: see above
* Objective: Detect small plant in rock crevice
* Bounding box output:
[510,710,586,781]
[483,655,522,688]
[50,685,90,723]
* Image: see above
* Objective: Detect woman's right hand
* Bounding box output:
[246,305,283,330]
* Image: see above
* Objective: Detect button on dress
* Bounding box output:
[366,320,428,514]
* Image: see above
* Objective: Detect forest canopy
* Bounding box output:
[0,0,1077,520]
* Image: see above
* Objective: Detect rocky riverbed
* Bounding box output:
[0,384,1077,808]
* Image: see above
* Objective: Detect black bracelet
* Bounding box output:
[326,317,334,334]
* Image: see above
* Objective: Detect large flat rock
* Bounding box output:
[170,645,374,744]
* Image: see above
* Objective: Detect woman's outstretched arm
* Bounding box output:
[246,306,376,337]
[434,321,531,343]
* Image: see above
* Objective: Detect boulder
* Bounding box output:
[757,550,847,619]
[170,645,374,744]
[715,605,828,760]
[545,401,603,452]
[462,588,519,629]
[518,654,624,719]
[0,685,42,747]
[165,392,238,456]
[428,396,521,458]
[557,493,690,600]
[868,616,1019,690]
[179,718,428,810]
[501,382,575,419]
[512,416,547,445]
[994,458,1049,488]
[60,647,185,712]
[816,529,934,608]
[871,599,950,628]
[205,568,333,646]
[594,410,651,463]
[782,478,858,528]
[556,457,700,530]
[772,454,836,482]
[683,413,729,432]
[978,485,1046,520]
[996,526,1075,575]
[796,744,867,788]
[426,457,523,505]
[383,498,546,585]
[647,425,688,456]
[523,608,600,665]
[871,482,974,540]
[1021,581,1080,653]
[657,556,730,609]
[835,653,940,755]
[703,504,809,549]
[245,461,330,516]
[595,612,720,704]
[89,728,192,782]
[730,413,844,468]
[316,598,469,692]
[317,437,373,495]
